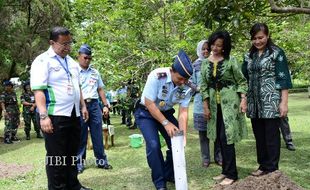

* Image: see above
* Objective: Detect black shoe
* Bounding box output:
[78,168,84,174]
[26,135,30,140]
[80,186,92,190]
[128,125,137,130]
[98,164,113,170]
[4,138,13,144]
[36,133,43,138]
[286,143,296,151]
[11,136,20,141]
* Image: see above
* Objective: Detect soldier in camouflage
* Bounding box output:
[125,79,139,129]
[0,80,20,144]
[20,81,42,140]
[117,83,128,125]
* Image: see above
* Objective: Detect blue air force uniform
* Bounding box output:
[134,50,193,189]
[76,44,110,172]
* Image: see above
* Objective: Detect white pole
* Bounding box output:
[171,130,188,190]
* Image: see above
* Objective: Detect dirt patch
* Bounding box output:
[0,161,33,179]
[213,170,304,190]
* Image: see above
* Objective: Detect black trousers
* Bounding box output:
[44,108,82,190]
[216,105,238,180]
[251,118,281,172]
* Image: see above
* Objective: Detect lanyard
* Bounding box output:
[55,56,71,82]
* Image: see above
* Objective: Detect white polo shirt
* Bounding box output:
[30,47,81,117]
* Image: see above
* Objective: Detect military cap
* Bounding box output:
[173,49,193,79]
[78,44,92,56]
[3,80,13,87]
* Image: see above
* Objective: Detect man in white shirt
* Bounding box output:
[30,26,91,190]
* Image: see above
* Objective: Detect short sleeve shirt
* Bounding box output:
[30,47,81,117]
[79,66,104,99]
[140,67,193,111]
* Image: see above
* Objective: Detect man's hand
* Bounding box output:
[40,117,53,133]
[164,122,179,137]
[102,106,109,118]
[30,104,35,112]
[81,106,89,122]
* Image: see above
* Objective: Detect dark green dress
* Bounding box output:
[242,46,292,119]
[200,57,248,145]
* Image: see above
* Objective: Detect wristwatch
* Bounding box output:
[161,119,169,126]
[39,113,48,120]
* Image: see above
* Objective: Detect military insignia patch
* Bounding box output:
[157,72,167,79]
[159,100,166,107]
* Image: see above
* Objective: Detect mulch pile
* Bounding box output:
[213,170,304,190]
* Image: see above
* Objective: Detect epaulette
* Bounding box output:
[157,72,167,79]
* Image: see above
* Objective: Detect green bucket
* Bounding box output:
[129,134,143,148]
[159,133,166,147]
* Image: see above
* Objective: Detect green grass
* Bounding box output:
[0,92,309,190]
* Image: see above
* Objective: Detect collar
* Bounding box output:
[46,46,57,58]
[79,64,93,72]
[47,46,70,61]
[165,68,172,84]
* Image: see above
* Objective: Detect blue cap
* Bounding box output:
[3,80,13,86]
[78,44,92,55]
[173,49,193,79]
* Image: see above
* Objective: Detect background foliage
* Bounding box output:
[0,0,309,89]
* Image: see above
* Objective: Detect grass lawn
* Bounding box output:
[0,92,309,190]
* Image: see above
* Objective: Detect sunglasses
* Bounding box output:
[83,56,92,60]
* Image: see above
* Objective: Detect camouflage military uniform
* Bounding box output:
[21,91,40,139]
[0,91,20,143]
[125,82,139,129]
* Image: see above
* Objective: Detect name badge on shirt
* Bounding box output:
[30,96,35,102]
[67,84,74,95]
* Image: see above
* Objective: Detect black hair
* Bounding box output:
[249,23,276,58]
[49,26,71,42]
[208,30,231,60]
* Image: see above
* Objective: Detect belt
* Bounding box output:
[209,81,234,90]
[137,103,173,114]
[136,103,148,111]
[84,98,98,103]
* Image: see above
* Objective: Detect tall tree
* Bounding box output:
[0,0,71,82]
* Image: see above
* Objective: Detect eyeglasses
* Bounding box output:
[54,41,73,47]
[83,56,92,60]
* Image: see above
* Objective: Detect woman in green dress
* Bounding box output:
[200,31,248,185]
[242,23,292,176]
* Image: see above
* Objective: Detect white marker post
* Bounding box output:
[171,130,188,190]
